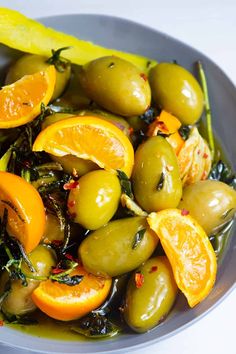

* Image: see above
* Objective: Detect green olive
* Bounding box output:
[78,109,130,136]
[149,63,204,125]
[1,245,56,317]
[79,216,158,277]
[68,170,121,230]
[42,112,98,176]
[41,112,75,130]
[132,136,182,212]
[178,180,236,235]
[123,256,177,333]
[42,213,64,243]
[5,53,71,101]
[78,56,151,116]
[51,64,91,111]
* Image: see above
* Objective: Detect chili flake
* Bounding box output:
[63,180,79,190]
[128,127,134,135]
[51,267,65,275]
[203,153,209,159]
[181,209,189,216]
[67,200,76,208]
[156,120,169,132]
[149,266,158,273]
[135,271,144,288]
[140,73,147,81]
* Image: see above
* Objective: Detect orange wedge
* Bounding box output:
[0,171,46,253]
[147,209,217,307]
[32,266,112,321]
[32,116,134,177]
[147,110,184,155]
[0,65,56,128]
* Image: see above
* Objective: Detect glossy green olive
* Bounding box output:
[5,53,71,101]
[42,113,98,176]
[178,180,236,235]
[42,213,64,243]
[132,136,182,212]
[1,245,56,316]
[78,109,131,136]
[79,216,158,277]
[68,170,121,230]
[124,256,177,333]
[149,63,204,125]
[51,64,91,111]
[78,56,151,116]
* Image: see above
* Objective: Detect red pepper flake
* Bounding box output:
[181,209,189,216]
[67,200,76,208]
[128,127,134,135]
[51,267,64,274]
[149,266,158,273]
[197,149,201,155]
[140,73,147,81]
[52,240,63,247]
[65,253,75,261]
[203,153,209,159]
[0,320,4,326]
[63,180,79,190]
[201,170,207,180]
[156,120,169,132]
[135,271,144,288]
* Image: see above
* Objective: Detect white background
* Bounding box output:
[0,1,235,354]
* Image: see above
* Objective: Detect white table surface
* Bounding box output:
[0,0,235,353]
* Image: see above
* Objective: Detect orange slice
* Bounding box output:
[0,65,56,128]
[147,209,217,307]
[0,171,46,253]
[32,266,112,321]
[32,116,134,177]
[147,110,184,155]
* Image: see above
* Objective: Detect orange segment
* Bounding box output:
[147,209,217,307]
[0,66,56,128]
[32,116,134,177]
[147,110,184,155]
[0,171,46,253]
[32,266,112,321]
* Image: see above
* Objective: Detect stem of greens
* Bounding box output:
[21,169,31,183]
[197,60,215,160]
[0,148,12,172]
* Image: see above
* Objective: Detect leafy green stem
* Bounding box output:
[197,60,215,160]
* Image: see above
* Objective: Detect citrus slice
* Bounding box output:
[32,266,112,321]
[32,116,134,177]
[0,65,56,128]
[0,171,46,253]
[147,209,217,307]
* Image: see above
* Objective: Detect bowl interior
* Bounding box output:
[0,14,235,354]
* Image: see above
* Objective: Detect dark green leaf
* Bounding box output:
[71,313,120,338]
[46,47,71,73]
[156,172,165,191]
[5,314,38,325]
[139,107,158,125]
[208,160,236,188]
[50,274,83,286]
[117,170,133,199]
[132,228,146,249]
[178,125,191,140]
